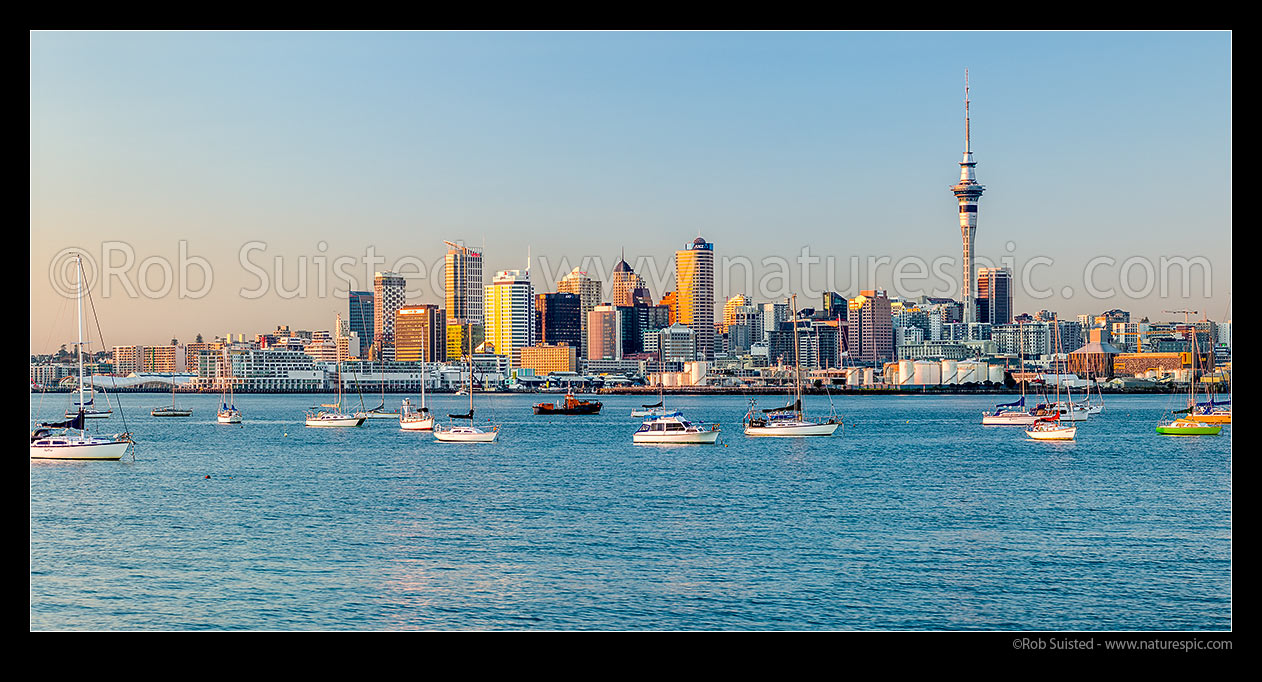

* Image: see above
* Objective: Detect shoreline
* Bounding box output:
[30,386,1216,396]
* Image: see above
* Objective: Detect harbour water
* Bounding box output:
[30,393,1231,630]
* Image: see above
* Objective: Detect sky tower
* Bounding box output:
[951,70,985,323]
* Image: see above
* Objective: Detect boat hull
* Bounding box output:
[217,412,242,424]
[305,415,366,428]
[981,412,1038,426]
[633,430,720,444]
[30,440,128,460]
[1189,413,1231,424]
[400,416,435,431]
[362,412,400,419]
[151,410,193,417]
[743,421,839,437]
[434,427,498,442]
[1157,424,1221,435]
[533,405,602,415]
[1025,426,1077,440]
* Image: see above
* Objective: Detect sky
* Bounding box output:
[29,31,1231,350]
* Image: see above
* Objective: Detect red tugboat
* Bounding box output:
[533,392,603,415]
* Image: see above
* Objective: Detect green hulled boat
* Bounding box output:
[1156,416,1221,436]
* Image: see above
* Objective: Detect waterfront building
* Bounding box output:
[847,290,894,365]
[658,322,697,364]
[373,271,407,360]
[484,268,535,368]
[674,235,715,360]
[992,322,1052,357]
[520,343,579,375]
[395,304,446,363]
[557,267,602,359]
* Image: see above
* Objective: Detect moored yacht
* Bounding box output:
[633,411,720,444]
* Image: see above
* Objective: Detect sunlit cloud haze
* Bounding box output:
[30,31,1231,350]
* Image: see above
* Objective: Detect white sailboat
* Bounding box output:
[306,313,366,428]
[217,346,242,424]
[360,354,400,419]
[1026,316,1077,441]
[434,321,498,442]
[983,322,1038,425]
[151,377,193,417]
[743,295,841,437]
[32,254,132,460]
[400,362,434,431]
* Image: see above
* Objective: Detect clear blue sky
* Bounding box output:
[30,31,1231,349]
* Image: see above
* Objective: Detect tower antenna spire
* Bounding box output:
[965,69,971,154]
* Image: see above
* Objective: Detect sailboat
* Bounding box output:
[400,360,435,431]
[1026,316,1077,440]
[1157,313,1221,436]
[151,374,193,417]
[32,253,133,460]
[630,383,670,418]
[360,354,400,419]
[216,346,242,424]
[743,295,841,437]
[306,313,366,428]
[434,320,499,442]
[983,321,1038,425]
[66,384,112,419]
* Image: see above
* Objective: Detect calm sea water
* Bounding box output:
[30,392,1231,631]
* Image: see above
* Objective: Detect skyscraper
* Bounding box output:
[675,235,715,360]
[557,267,602,359]
[536,292,583,349]
[484,268,535,368]
[977,267,1013,325]
[348,291,374,355]
[394,304,446,363]
[610,254,653,307]
[444,241,484,326]
[950,71,985,323]
[722,294,749,332]
[373,271,406,360]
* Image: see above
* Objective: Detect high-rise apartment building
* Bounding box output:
[444,241,484,326]
[675,236,715,360]
[373,271,406,360]
[484,268,535,368]
[847,290,894,365]
[722,294,749,332]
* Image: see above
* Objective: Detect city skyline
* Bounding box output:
[30,31,1231,349]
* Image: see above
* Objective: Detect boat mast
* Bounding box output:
[790,294,802,419]
[75,254,85,423]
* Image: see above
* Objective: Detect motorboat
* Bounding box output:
[633,411,720,444]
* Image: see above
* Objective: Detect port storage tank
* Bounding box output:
[898,360,914,385]
[912,360,941,385]
[956,361,980,384]
[864,367,875,386]
[989,364,1005,384]
[846,368,861,386]
[941,360,959,385]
